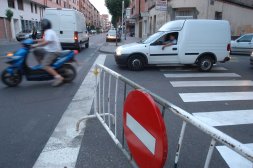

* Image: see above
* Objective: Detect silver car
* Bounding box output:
[106,30,121,42]
[231,33,253,55]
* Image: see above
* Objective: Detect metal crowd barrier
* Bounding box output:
[76,64,253,168]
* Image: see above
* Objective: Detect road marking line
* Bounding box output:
[164,73,240,78]
[33,54,107,168]
[193,109,253,126]
[160,66,227,72]
[171,80,253,87]
[126,113,156,155]
[179,92,253,102]
[216,144,253,168]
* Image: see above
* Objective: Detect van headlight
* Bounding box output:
[116,47,122,56]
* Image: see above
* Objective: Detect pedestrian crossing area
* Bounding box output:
[161,65,253,168]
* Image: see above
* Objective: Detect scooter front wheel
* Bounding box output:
[1,69,22,87]
[57,64,76,83]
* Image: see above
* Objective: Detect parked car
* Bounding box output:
[44,8,89,51]
[106,29,121,42]
[16,30,32,41]
[250,51,253,65]
[16,30,42,41]
[90,30,97,34]
[115,19,231,71]
[231,34,253,55]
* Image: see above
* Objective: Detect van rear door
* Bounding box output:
[44,11,60,37]
[59,10,76,43]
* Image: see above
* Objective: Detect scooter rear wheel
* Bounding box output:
[57,64,76,83]
[1,69,22,87]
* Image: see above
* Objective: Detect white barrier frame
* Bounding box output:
[76,64,253,168]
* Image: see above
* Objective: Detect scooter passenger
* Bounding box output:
[32,19,64,86]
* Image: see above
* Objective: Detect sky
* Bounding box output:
[89,0,112,20]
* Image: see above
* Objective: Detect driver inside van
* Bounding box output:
[162,34,177,50]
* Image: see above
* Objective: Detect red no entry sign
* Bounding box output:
[123,90,168,168]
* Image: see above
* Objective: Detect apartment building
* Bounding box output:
[79,0,100,30]
[130,0,253,38]
[100,14,111,31]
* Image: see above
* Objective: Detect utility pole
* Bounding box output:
[122,0,124,40]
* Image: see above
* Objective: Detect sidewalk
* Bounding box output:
[0,39,19,46]
[99,36,140,54]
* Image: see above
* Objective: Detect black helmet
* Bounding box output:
[41,19,52,31]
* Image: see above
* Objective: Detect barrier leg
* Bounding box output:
[174,121,187,168]
[204,139,216,168]
[108,75,112,129]
[76,113,115,132]
[102,71,106,120]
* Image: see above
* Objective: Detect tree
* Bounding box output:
[105,0,130,26]
[5,9,13,40]
[5,9,13,21]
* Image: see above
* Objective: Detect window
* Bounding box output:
[238,35,253,43]
[31,3,33,13]
[18,0,24,10]
[175,8,195,20]
[64,1,66,7]
[215,11,222,20]
[210,0,214,5]
[35,4,37,13]
[56,0,59,4]
[8,0,15,8]
[154,32,178,45]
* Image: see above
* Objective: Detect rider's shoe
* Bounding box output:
[52,76,64,87]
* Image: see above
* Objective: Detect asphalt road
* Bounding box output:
[76,45,253,167]
[0,35,104,168]
[0,34,253,168]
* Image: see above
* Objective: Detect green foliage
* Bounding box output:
[5,9,13,21]
[105,0,130,26]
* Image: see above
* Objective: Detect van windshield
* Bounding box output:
[142,32,164,44]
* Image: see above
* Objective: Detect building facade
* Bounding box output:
[129,0,253,38]
[100,14,111,31]
[79,0,101,31]
[0,0,99,41]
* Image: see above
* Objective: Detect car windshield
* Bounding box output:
[141,31,164,44]
[108,30,116,35]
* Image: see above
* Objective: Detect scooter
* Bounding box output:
[1,39,78,87]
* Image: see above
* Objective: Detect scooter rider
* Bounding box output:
[32,19,64,86]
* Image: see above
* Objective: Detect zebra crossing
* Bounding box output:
[162,66,253,168]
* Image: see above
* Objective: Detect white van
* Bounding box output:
[115,20,231,71]
[44,8,89,51]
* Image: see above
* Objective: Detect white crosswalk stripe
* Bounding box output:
[171,80,253,87]
[179,92,253,102]
[216,144,253,168]
[164,73,241,78]
[193,109,253,126]
[160,66,227,72]
[162,67,253,167]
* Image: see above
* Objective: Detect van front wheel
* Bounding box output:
[127,55,145,71]
[198,56,213,72]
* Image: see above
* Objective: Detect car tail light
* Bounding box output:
[74,50,79,55]
[74,31,78,42]
[227,43,231,51]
